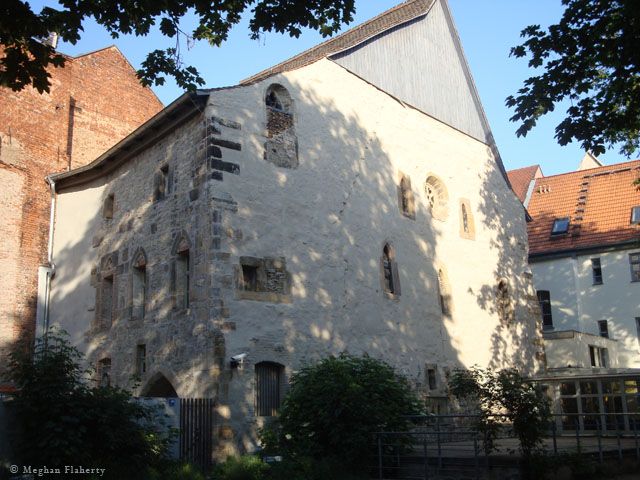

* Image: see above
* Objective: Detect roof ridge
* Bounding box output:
[240,0,436,85]
[534,159,640,182]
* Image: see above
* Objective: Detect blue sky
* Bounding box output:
[33,0,628,176]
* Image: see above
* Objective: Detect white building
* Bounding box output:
[45,0,543,458]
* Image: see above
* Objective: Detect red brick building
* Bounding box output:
[0,46,163,384]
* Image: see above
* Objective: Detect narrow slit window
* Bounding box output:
[103,194,114,219]
[427,368,437,391]
[382,244,397,295]
[591,258,603,285]
[242,264,259,291]
[136,344,146,377]
[132,262,146,319]
[462,204,469,233]
[176,250,190,309]
[101,274,114,328]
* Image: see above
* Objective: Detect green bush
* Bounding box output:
[212,455,269,480]
[148,461,206,480]
[260,354,422,474]
[8,330,173,479]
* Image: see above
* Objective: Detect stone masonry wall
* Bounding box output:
[0,46,162,385]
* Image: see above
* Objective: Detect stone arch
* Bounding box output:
[141,372,179,398]
[264,83,298,168]
[171,230,191,255]
[424,174,449,221]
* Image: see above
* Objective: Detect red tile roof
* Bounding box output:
[526,160,640,257]
[506,165,541,203]
[241,0,437,85]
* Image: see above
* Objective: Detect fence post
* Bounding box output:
[423,433,429,480]
[552,420,558,455]
[596,419,603,464]
[575,418,581,453]
[378,433,383,480]
[436,415,442,472]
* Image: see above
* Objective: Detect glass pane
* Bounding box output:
[580,381,598,395]
[560,382,577,396]
[581,397,600,430]
[625,379,639,394]
[561,398,579,430]
[602,381,621,394]
[603,395,624,431]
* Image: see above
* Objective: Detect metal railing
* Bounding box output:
[371,413,640,480]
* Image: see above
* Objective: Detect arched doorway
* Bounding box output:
[142,372,178,398]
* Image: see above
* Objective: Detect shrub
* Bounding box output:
[212,455,269,480]
[261,354,422,474]
[8,330,172,479]
[449,366,551,458]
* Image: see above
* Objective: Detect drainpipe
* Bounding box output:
[36,176,57,340]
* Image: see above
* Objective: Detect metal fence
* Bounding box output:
[372,413,640,479]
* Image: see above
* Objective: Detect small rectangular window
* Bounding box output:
[103,194,114,219]
[132,265,146,319]
[98,358,111,387]
[427,368,437,390]
[588,346,607,367]
[551,217,570,235]
[630,253,640,282]
[242,265,259,291]
[536,290,553,329]
[136,344,146,376]
[101,274,114,328]
[591,258,603,285]
[631,206,640,224]
[598,320,609,338]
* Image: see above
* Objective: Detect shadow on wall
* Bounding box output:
[46,73,539,453]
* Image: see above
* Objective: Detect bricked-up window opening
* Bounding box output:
[98,358,111,387]
[242,264,259,291]
[591,258,603,285]
[598,320,609,338]
[265,84,293,136]
[103,193,114,219]
[255,361,284,416]
[536,290,553,329]
[132,260,146,319]
[136,344,146,377]
[176,250,190,309]
[630,253,640,282]
[382,244,397,295]
[496,280,512,324]
[154,164,170,201]
[551,217,570,235]
[399,175,415,218]
[101,274,114,328]
[631,206,640,224]
[437,269,452,317]
[427,368,437,390]
[589,345,608,367]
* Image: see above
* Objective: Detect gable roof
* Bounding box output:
[241,0,436,85]
[526,160,640,258]
[507,165,542,203]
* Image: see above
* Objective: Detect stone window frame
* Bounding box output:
[458,198,476,240]
[436,265,453,317]
[424,174,449,221]
[397,172,416,219]
[136,344,147,378]
[264,83,298,169]
[171,231,192,311]
[153,163,171,202]
[235,256,292,304]
[97,253,117,330]
[255,361,286,417]
[496,278,514,325]
[97,357,112,387]
[380,242,401,299]
[536,290,553,330]
[130,247,148,321]
[103,193,115,220]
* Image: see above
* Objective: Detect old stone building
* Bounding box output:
[0,45,163,388]
[47,0,544,457]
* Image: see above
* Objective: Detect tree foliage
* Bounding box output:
[1,0,356,93]
[8,330,173,479]
[260,354,423,475]
[449,367,551,458]
[506,0,640,157]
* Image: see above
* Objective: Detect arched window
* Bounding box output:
[255,361,285,416]
[131,248,147,319]
[437,268,452,317]
[398,174,415,218]
[381,243,400,297]
[264,84,298,168]
[172,232,191,310]
[424,175,449,221]
[459,199,475,240]
[496,279,513,324]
